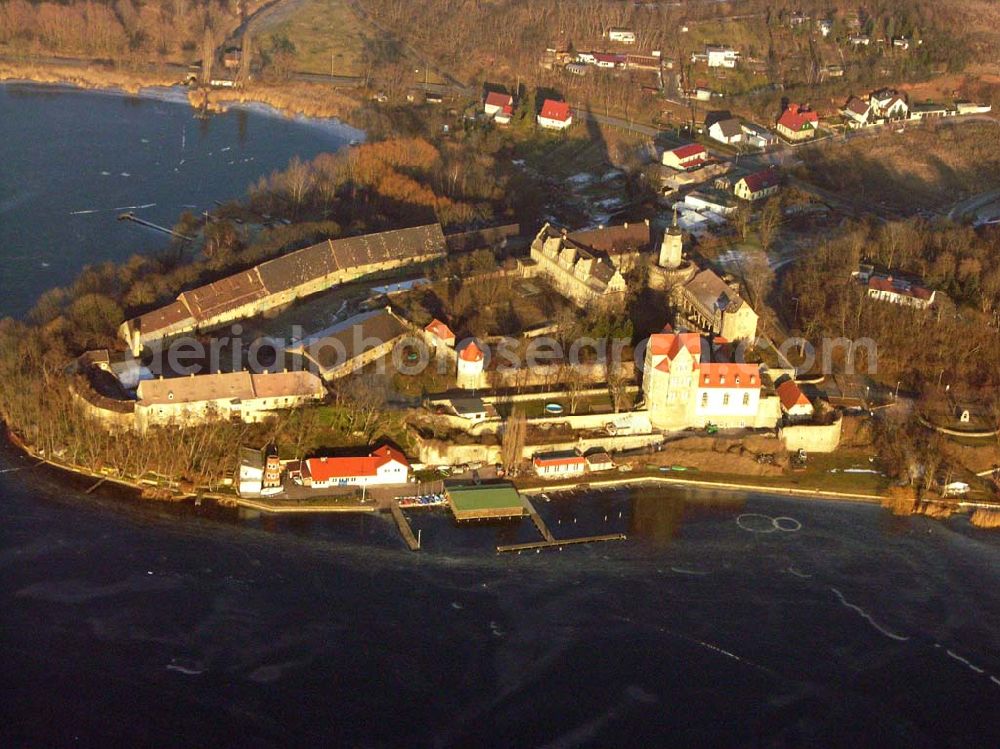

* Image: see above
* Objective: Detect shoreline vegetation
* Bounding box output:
[0,59,358,122]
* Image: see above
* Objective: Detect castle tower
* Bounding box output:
[658,207,683,269]
[456,340,486,389]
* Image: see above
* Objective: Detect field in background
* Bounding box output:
[794,121,1000,216]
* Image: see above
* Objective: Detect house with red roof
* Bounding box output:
[484,91,513,117]
[776,379,814,420]
[537,99,573,130]
[642,330,780,430]
[775,103,819,141]
[865,274,936,309]
[662,143,709,171]
[424,318,456,347]
[533,450,587,478]
[734,167,781,201]
[302,445,410,488]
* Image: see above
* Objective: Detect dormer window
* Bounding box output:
[720,374,725,384]
[750,375,756,385]
[735,375,740,385]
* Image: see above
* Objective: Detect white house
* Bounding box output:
[484,91,513,117]
[776,379,814,420]
[708,118,743,145]
[740,122,777,149]
[733,168,781,202]
[705,46,739,68]
[537,99,573,130]
[866,274,936,308]
[450,396,490,422]
[303,445,410,488]
[608,28,636,44]
[533,450,587,478]
[662,143,708,171]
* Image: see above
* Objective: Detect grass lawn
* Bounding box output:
[256,0,368,76]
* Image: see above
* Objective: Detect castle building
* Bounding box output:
[528,223,632,306]
[120,224,446,355]
[673,269,758,342]
[642,331,780,430]
[648,211,696,291]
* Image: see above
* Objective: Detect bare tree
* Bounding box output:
[500,407,527,473]
[757,198,782,253]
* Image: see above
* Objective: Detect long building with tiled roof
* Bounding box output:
[120,224,446,354]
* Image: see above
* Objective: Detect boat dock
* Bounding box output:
[497,534,627,553]
[522,495,555,542]
[390,501,421,551]
[117,211,194,241]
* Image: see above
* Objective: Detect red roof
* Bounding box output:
[539,99,571,122]
[459,340,484,362]
[649,332,702,359]
[698,363,759,389]
[485,91,512,108]
[305,445,409,481]
[740,167,780,194]
[669,143,707,160]
[777,380,811,410]
[867,275,933,300]
[425,318,455,341]
[777,104,818,131]
[533,453,586,467]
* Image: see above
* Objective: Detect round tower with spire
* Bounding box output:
[658,206,684,270]
[648,207,695,291]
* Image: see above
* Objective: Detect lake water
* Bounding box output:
[2,85,1000,748]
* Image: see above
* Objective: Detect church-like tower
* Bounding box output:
[658,208,683,269]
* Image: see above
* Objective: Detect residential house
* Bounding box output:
[705,45,739,68]
[662,143,709,171]
[135,370,325,432]
[708,117,743,145]
[848,35,871,46]
[537,99,573,129]
[842,96,874,127]
[302,445,410,488]
[776,379,814,420]
[449,396,492,422]
[892,37,910,50]
[776,104,819,141]
[673,269,759,342]
[608,28,637,44]
[222,47,242,70]
[533,450,587,478]
[870,88,908,119]
[593,52,625,69]
[484,91,513,117]
[642,331,780,430]
[576,52,597,65]
[424,318,456,348]
[493,104,513,125]
[740,122,777,149]
[238,445,281,497]
[734,168,781,201]
[565,63,589,76]
[817,19,833,37]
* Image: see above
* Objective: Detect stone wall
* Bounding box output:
[780,416,842,453]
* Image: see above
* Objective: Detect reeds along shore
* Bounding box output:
[0,60,358,121]
[970,508,1000,528]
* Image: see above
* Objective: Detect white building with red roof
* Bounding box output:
[662,143,709,171]
[642,329,780,430]
[424,318,456,347]
[537,99,573,130]
[776,379,814,420]
[302,445,410,488]
[484,91,513,117]
[734,167,781,201]
[775,104,819,141]
[533,450,587,478]
[456,339,486,389]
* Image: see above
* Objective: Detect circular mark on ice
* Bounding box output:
[772,516,802,532]
[736,513,777,533]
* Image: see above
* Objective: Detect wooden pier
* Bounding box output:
[84,477,107,494]
[390,501,421,551]
[521,495,555,542]
[497,534,627,553]
[117,212,194,241]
